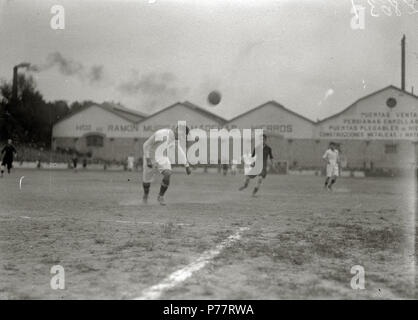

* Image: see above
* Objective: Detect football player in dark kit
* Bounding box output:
[1,139,17,177]
[239,134,274,196]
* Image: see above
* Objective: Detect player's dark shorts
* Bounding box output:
[73,159,78,168]
[1,158,13,170]
[249,167,267,179]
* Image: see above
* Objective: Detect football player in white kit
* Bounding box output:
[142,125,191,205]
[322,142,340,191]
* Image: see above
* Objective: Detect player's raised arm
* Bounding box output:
[143,133,155,168]
[322,150,329,164]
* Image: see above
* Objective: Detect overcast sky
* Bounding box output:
[0,0,417,120]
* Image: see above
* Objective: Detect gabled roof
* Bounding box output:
[318,85,418,123]
[101,102,147,122]
[137,101,227,124]
[53,103,148,125]
[228,100,316,124]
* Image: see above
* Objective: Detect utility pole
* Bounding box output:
[401,35,406,91]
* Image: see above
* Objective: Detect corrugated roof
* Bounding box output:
[228,100,316,124]
[137,101,228,124]
[100,102,147,122]
[53,103,148,125]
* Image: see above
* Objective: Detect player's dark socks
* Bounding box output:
[252,187,259,195]
[159,172,171,196]
[330,178,336,186]
[159,183,168,196]
[143,182,150,196]
[239,178,250,190]
[324,177,330,187]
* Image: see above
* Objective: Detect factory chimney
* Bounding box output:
[10,63,31,108]
[11,66,18,106]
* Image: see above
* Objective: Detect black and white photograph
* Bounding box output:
[0,0,417,304]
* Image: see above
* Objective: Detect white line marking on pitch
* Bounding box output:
[114,220,133,224]
[103,219,191,226]
[102,219,154,225]
[19,216,31,219]
[19,176,25,189]
[133,226,249,300]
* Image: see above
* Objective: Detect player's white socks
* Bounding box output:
[158,195,166,206]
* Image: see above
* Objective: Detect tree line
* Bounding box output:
[0,73,113,148]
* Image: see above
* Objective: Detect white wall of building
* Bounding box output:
[317,86,418,141]
[52,105,141,138]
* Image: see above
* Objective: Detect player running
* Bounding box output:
[239,134,274,197]
[322,142,340,191]
[142,125,191,205]
[1,139,17,177]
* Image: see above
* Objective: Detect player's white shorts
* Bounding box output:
[326,163,339,177]
[142,157,171,183]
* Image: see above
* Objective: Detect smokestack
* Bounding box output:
[16,62,31,68]
[11,66,18,106]
[10,63,33,109]
[401,35,406,91]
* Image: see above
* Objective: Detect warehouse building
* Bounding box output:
[52,85,418,171]
[52,102,148,160]
[52,101,227,162]
[227,101,317,169]
[316,85,418,170]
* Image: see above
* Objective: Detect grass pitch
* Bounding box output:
[0,169,416,299]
